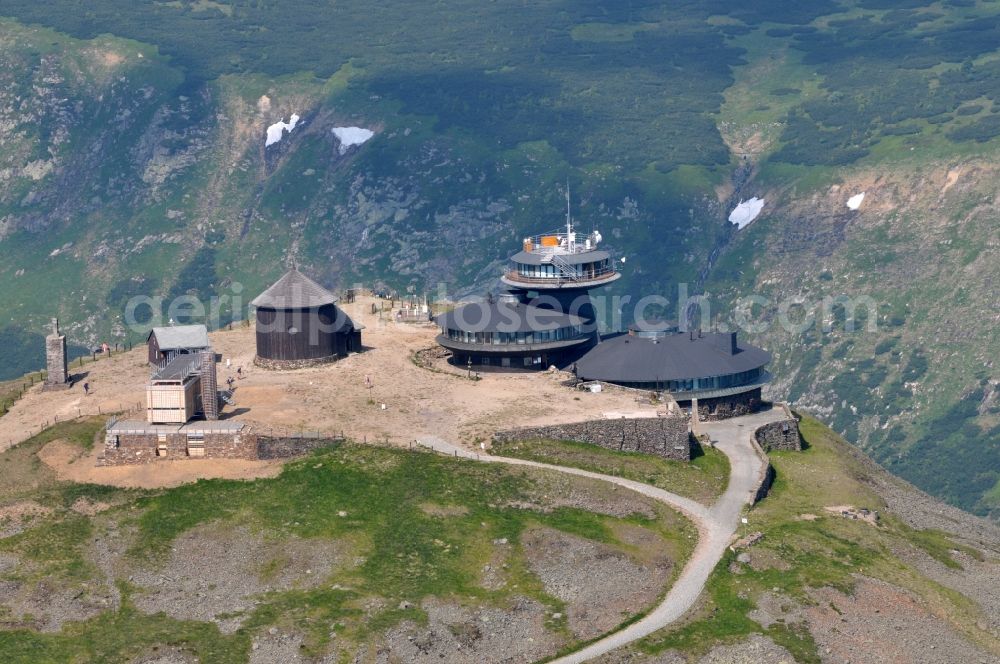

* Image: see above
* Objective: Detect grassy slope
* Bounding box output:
[700,3,1000,519]
[491,438,730,506]
[626,414,1000,661]
[0,420,695,662]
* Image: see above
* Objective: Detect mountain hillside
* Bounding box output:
[0,1,998,515]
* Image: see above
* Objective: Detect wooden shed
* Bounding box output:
[147,324,211,365]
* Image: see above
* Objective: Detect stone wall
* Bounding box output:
[692,388,763,421]
[494,414,692,461]
[253,354,339,371]
[748,405,801,504]
[753,463,776,504]
[256,436,344,460]
[99,430,256,466]
[98,429,348,465]
[754,409,802,452]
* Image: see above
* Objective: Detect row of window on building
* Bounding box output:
[444,325,584,345]
[513,259,611,280]
[465,355,543,367]
[614,368,764,393]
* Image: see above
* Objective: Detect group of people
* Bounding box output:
[224,358,243,391]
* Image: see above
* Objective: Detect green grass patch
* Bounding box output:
[491,438,729,505]
[0,513,94,580]
[893,522,985,570]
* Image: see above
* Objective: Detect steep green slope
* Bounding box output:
[0,2,999,514]
[702,157,1000,518]
[608,414,1000,663]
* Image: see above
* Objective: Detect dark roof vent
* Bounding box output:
[711,331,739,355]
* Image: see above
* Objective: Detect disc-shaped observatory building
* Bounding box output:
[435,199,619,370]
[575,328,771,419]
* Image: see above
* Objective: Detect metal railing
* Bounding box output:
[502,268,619,285]
[521,230,602,255]
[546,252,580,280]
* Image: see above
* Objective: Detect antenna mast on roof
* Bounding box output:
[565,179,575,252]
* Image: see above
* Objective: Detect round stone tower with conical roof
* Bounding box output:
[251,268,361,369]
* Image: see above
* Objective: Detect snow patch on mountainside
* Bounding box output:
[729,197,765,230]
[265,114,300,146]
[332,126,374,154]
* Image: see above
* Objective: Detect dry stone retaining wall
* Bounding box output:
[749,405,802,504]
[98,430,344,465]
[256,436,343,460]
[494,414,692,461]
[694,388,763,421]
[99,431,256,466]
[754,407,802,452]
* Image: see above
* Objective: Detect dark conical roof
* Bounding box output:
[251,269,338,309]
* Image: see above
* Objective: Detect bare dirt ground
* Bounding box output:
[381,596,563,664]
[805,576,999,664]
[126,523,346,634]
[889,543,1000,638]
[209,296,653,445]
[38,439,284,489]
[1,295,655,489]
[522,526,673,641]
[0,553,118,632]
[0,499,51,537]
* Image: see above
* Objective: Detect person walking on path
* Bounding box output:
[83,382,90,396]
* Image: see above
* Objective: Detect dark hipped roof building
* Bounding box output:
[436,203,619,370]
[251,269,362,369]
[575,329,771,419]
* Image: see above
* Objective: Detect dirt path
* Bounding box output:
[418,406,782,662]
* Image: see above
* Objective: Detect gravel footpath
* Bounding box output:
[418,406,782,663]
